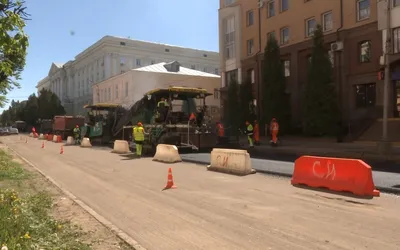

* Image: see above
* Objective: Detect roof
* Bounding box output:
[133,62,220,78]
[53,63,64,68]
[83,103,122,109]
[145,87,212,99]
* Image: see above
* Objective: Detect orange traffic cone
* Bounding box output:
[162,168,176,191]
[41,141,45,149]
[60,145,64,154]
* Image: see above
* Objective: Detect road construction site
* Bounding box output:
[3,135,400,250]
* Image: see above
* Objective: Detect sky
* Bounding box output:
[3,0,219,112]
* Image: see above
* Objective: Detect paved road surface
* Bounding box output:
[180,153,400,194]
[3,136,400,250]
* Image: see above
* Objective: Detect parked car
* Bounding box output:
[8,127,18,134]
[0,128,10,136]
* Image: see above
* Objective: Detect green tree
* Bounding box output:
[21,94,39,126]
[225,77,241,135]
[303,25,339,136]
[0,1,29,107]
[261,35,291,134]
[239,77,255,124]
[37,89,66,119]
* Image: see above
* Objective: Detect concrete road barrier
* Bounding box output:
[153,144,182,163]
[112,140,130,154]
[80,137,92,147]
[66,136,75,145]
[52,135,58,142]
[207,148,256,176]
[39,134,45,140]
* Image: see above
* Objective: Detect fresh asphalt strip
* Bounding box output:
[180,155,400,196]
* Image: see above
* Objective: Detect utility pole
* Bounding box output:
[383,0,391,141]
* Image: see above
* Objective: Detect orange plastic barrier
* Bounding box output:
[291,156,380,197]
[47,134,53,141]
[56,135,62,143]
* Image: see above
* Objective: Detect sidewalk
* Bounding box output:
[242,136,400,162]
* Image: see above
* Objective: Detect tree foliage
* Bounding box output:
[224,77,241,135]
[0,0,29,107]
[0,90,66,126]
[261,35,291,134]
[239,77,255,124]
[302,25,339,136]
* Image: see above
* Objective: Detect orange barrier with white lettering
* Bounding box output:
[291,156,380,197]
[47,134,53,141]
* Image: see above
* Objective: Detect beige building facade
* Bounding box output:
[92,61,221,121]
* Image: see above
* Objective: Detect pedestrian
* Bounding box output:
[216,121,225,144]
[270,118,279,146]
[245,121,254,148]
[73,125,81,145]
[253,120,260,145]
[133,121,146,157]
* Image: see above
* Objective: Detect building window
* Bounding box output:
[214,88,219,99]
[394,0,400,7]
[247,10,254,26]
[225,69,238,86]
[136,59,141,66]
[203,67,207,72]
[359,41,371,63]
[306,18,316,37]
[280,0,289,12]
[247,39,254,55]
[357,0,370,21]
[283,60,290,77]
[191,65,195,69]
[151,60,155,65]
[224,16,235,59]
[115,84,119,99]
[214,68,219,75]
[102,70,105,80]
[280,27,289,45]
[267,31,275,41]
[224,0,236,7]
[125,82,128,97]
[355,83,376,108]
[322,11,333,32]
[248,69,255,83]
[108,88,111,101]
[120,57,125,65]
[393,27,400,53]
[267,1,275,17]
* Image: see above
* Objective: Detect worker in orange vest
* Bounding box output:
[216,121,225,137]
[270,118,279,146]
[253,120,260,145]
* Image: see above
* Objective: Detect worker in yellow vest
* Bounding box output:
[245,121,254,148]
[133,121,146,157]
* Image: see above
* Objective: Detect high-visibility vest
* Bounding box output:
[217,124,224,137]
[133,126,145,141]
[246,124,253,136]
[271,122,279,131]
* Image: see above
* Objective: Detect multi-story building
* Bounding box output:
[219,0,382,133]
[36,36,220,115]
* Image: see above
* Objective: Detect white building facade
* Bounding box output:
[36,36,220,115]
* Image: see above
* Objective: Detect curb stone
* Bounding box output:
[6,144,147,250]
[181,158,400,196]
